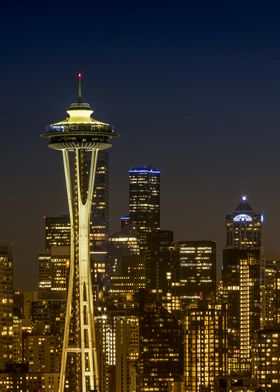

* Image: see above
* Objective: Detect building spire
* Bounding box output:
[77,72,83,102]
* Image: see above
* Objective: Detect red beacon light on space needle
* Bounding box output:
[77,71,83,79]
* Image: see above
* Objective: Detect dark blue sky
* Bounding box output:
[1,1,280,289]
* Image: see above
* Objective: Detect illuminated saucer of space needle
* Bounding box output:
[41,72,118,151]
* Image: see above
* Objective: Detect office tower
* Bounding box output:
[222,196,262,374]
[89,150,110,288]
[260,259,280,327]
[0,245,13,370]
[39,247,70,294]
[24,335,61,372]
[38,253,52,291]
[136,290,184,391]
[93,308,139,392]
[128,166,160,248]
[217,374,257,391]
[30,298,65,336]
[45,215,70,249]
[185,301,227,392]
[173,240,216,309]
[110,255,145,298]
[252,327,280,391]
[108,223,140,275]
[0,364,61,392]
[223,249,261,373]
[41,74,117,392]
[115,315,139,392]
[226,195,263,249]
[108,224,142,303]
[145,230,174,309]
[40,215,71,294]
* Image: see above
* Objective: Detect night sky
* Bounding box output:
[1,1,280,290]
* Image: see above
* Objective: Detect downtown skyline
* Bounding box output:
[1,1,280,290]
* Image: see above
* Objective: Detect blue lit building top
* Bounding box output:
[129,167,160,175]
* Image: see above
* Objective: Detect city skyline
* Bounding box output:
[2,1,280,290]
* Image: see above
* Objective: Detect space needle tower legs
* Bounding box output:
[41,74,118,392]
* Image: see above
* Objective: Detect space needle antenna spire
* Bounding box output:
[41,73,118,392]
[77,71,83,102]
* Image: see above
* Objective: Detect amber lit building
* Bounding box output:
[185,301,227,392]
[252,327,280,391]
[89,150,110,288]
[115,315,139,392]
[260,259,280,327]
[45,215,70,249]
[172,240,216,311]
[108,223,140,276]
[38,247,70,294]
[136,290,184,391]
[144,230,176,312]
[222,196,262,374]
[0,245,13,370]
[110,255,145,298]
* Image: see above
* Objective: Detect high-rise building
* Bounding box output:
[226,195,263,249]
[185,301,227,392]
[173,240,216,309]
[38,247,70,294]
[0,245,13,370]
[136,290,184,391]
[252,327,280,391]
[89,150,110,288]
[260,259,280,328]
[145,230,175,310]
[128,166,160,248]
[45,215,71,250]
[110,255,145,298]
[108,223,140,274]
[115,315,139,392]
[40,215,71,294]
[222,196,262,374]
[41,74,117,392]
[108,224,143,303]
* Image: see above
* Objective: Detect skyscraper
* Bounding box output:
[41,74,117,392]
[226,195,263,249]
[185,301,227,392]
[260,259,280,327]
[0,245,13,370]
[252,327,280,391]
[44,215,70,250]
[89,150,110,288]
[145,230,174,309]
[128,166,160,248]
[39,215,71,294]
[172,240,216,310]
[136,290,184,391]
[222,196,262,374]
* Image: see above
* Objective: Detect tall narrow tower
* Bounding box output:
[128,166,160,248]
[41,74,117,392]
[222,196,263,374]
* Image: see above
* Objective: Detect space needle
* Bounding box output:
[41,73,118,392]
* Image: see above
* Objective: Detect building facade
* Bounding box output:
[128,167,160,248]
[0,245,13,370]
[185,301,227,392]
[222,196,262,374]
